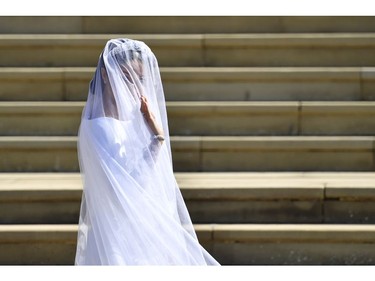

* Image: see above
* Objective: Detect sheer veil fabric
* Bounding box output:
[75,38,220,265]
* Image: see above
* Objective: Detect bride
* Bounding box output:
[74,38,221,265]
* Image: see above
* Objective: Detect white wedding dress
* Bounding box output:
[74,38,220,265]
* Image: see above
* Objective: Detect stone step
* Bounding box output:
[2,101,375,136]
[1,34,375,67]
[1,67,374,101]
[0,136,374,172]
[168,101,375,136]
[1,16,375,34]
[1,172,375,224]
[1,224,375,265]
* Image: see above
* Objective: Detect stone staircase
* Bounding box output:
[1,16,375,265]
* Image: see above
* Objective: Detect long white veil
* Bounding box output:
[74,38,220,265]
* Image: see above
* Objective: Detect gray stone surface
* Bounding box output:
[2,224,375,265]
[2,172,375,224]
[2,101,375,136]
[1,34,375,67]
[1,16,375,266]
[0,136,374,172]
[2,17,375,34]
[0,67,370,102]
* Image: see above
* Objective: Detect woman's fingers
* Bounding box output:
[140,95,150,115]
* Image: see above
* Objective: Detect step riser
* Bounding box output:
[0,138,374,172]
[214,242,375,265]
[0,202,80,224]
[196,151,374,172]
[2,38,375,67]
[2,17,375,34]
[207,47,375,67]
[0,45,201,67]
[203,225,375,265]
[167,68,375,101]
[175,138,375,172]
[1,68,374,102]
[2,198,374,224]
[0,111,82,136]
[0,70,91,101]
[2,103,375,136]
[0,141,78,172]
[2,225,375,265]
[164,80,371,102]
[4,239,375,265]
[170,106,375,136]
[189,200,375,224]
[2,173,375,224]
[0,243,76,265]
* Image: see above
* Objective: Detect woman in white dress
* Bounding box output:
[74,38,221,265]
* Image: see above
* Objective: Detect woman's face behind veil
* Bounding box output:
[117,50,145,101]
[120,60,144,86]
[100,49,145,120]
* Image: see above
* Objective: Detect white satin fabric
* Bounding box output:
[74,38,220,265]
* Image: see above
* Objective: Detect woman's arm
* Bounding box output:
[140,95,165,165]
[140,95,165,145]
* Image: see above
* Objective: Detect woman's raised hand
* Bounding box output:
[140,95,164,138]
[140,95,154,120]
